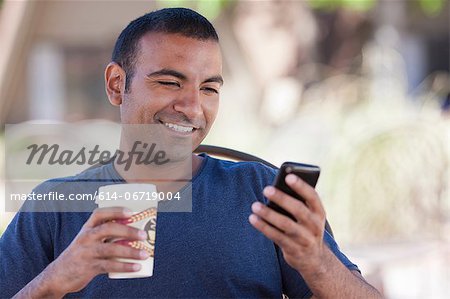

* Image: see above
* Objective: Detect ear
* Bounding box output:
[105,62,126,106]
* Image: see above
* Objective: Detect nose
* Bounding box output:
[173,86,203,121]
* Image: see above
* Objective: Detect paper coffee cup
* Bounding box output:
[95,183,158,279]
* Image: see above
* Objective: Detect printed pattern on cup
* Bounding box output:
[114,207,157,257]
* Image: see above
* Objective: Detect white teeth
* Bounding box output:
[164,122,194,133]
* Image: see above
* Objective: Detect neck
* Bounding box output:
[114,153,204,193]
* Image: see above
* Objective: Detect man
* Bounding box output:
[0,8,382,298]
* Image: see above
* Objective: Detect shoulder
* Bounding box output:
[19,163,119,212]
[33,162,119,193]
[201,154,277,186]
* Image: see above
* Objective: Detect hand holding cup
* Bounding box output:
[41,207,149,296]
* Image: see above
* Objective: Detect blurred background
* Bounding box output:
[0,0,448,298]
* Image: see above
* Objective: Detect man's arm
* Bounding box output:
[13,266,65,299]
[5,207,149,298]
[307,250,381,298]
[249,174,383,298]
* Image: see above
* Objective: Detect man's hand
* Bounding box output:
[249,173,327,274]
[249,174,383,298]
[14,207,149,298]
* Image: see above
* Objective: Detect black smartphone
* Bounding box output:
[267,162,320,221]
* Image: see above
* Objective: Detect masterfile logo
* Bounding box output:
[4,122,193,213]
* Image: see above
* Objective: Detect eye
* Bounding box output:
[157,81,180,87]
[201,87,219,94]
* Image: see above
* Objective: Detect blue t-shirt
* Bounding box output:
[0,154,359,298]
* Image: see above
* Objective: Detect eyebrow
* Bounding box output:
[146,68,224,86]
[204,75,224,86]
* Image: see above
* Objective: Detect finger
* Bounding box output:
[84,207,133,228]
[251,202,299,236]
[93,259,142,274]
[248,214,298,250]
[285,174,325,216]
[264,186,311,224]
[89,222,147,242]
[250,213,320,249]
[93,242,149,260]
[263,186,324,236]
[253,199,319,240]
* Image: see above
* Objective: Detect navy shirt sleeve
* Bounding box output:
[323,230,360,272]
[0,210,54,297]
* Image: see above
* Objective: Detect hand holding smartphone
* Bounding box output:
[267,162,320,222]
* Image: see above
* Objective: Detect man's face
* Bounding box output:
[119,32,223,151]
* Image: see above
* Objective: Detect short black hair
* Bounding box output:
[112,7,219,92]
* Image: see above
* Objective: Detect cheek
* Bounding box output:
[203,98,219,123]
[120,102,142,124]
[120,93,153,123]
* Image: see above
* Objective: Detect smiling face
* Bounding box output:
[105,32,223,151]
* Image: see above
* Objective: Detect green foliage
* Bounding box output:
[308,0,376,12]
[151,0,447,19]
[157,0,232,20]
[309,0,447,15]
[419,0,446,16]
